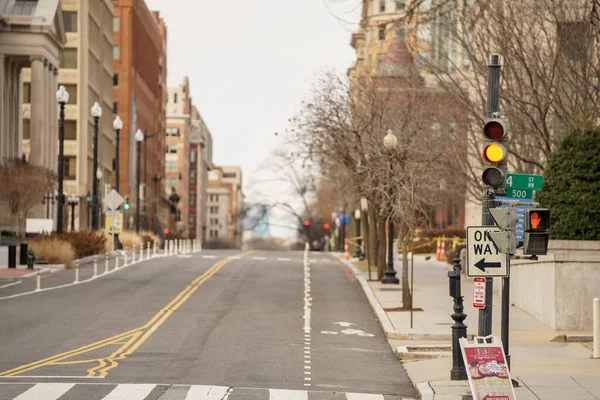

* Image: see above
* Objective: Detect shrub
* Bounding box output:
[60,231,107,259]
[29,236,75,268]
[538,128,600,240]
[118,231,142,249]
[139,231,159,246]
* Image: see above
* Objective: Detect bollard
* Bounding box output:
[93,256,98,278]
[594,298,600,359]
[74,260,80,283]
[166,240,170,255]
[147,242,151,259]
[115,253,120,270]
[140,243,144,261]
[448,252,468,380]
[35,270,41,292]
[132,245,136,263]
[104,252,109,275]
[124,246,128,266]
[176,239,179,254]
[153,241,157,257]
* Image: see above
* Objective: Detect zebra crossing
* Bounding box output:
[0,383,411,400]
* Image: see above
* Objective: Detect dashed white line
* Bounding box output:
[277,258,291,261]
[252,257,267,260]
[201,255,217,259]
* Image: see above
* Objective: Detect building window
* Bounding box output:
[63,11,77,32]
[190,149,196,163]
[396,25,405,40]
[23,83,31,103]
[62,84,77,103]
[173,93,178,103]
[113,74,119,86]
[167,144,178,154]
[164,177,177,194]
[190,193,196,205]
[379,0,386,12]
[60,48,77,69]
[558,21,591,61]
[113,102,118,114]
[113,45,120,60]
[166,127,180,137]
[210,206,218,214]
[396,0,405,10]
[378,27,385,41]
[190,170,196,181]
[113,16,120,32]
[223,172,236,178]
[165,160,178,172]
[189,215,195,227]
[23,119,30,139]
[63,156,76,180]
[64,120,77,140]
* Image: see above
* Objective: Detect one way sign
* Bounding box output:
[466,226,509,278]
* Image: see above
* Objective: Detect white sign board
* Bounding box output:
[103,189,124,212]
[467,226,508,277]
[26,218,53,234]
[360,197,368,211]
[354,209,361,219]
[473,277,486,309]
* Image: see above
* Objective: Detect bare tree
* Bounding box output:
[0,159,56,237]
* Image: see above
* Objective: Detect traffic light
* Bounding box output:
[163,228,169,235]
[523,208,550,255]
[323,223,330,230]
[482,117,509,188]
[124,196,130,210]
[303,220,310,227]
[489,207,518,255]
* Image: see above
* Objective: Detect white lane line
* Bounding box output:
[185,385,230,399]
[269,388,308,400]
[0,375,104,379]
[103,384,157,399]
[0,280,22,289]
[277,258,291,261]
[252,256,267,260]
[228,256,242,260]
[345,394,385,400]
[14,383,75,400]
[202,255,217,259]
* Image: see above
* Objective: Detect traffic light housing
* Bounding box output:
[489,207,518,255]
[124,197,130,210]
[482,117,509,188]
[523,208,550,255]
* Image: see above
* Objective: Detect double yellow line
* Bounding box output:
[0,251,254,377]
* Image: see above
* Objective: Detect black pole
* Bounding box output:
[381,216,399,283]
[56,102,66,234]
[479,54,500,338]
[115,128,120,192]
[144,131,148,230]
[136,140,141,234]
[70,202,76,231]
[354,212,362,258]
[449,250,468,380]
[91,116,100,231]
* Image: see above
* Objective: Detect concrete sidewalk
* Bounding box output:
[340,254,599,400]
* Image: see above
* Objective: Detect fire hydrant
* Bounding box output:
[27,249,36,269]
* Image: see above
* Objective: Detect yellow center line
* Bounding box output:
[0,251,254,377]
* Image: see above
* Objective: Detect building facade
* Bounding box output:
[207,166,243,248]
[165,77,191,237]
[190,106,213,242]
[113,0,167,233]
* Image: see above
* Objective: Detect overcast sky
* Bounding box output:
[145,0,360,186]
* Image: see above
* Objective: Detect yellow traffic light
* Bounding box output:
[483,143,506,163]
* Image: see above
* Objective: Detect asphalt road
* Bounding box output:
[0,250,416,399]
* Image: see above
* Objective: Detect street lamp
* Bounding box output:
[134,129,144,233]
[382,129,400,284]
[113,116,123,192]
[91,102,103,230]
[143,131,156,230]
[67,194,79,231]
[55,86,69,234]
[153,174,162,237]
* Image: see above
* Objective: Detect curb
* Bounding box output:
[417,383,434,400]
[0,267,53,284]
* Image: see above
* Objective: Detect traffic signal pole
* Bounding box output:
[479,55,501,338]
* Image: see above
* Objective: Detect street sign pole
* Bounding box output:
[480,54,501,338]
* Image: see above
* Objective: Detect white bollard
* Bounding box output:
[176,239,179,254]
[115,253,120,270]
[35,271,41,291]
[132,245,136,263]
[104,253,109,275]
[140,243,144,261]
[123,246,128,266]
[153,241,157,257]
[166,240,170,255]
[147,242,151,259]
[594,297,600,359]
[74,260,80,283]
[93,256,98,278]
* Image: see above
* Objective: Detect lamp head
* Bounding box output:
[134,129,144,142]
[113,116,123,130]
[56,85,69,103]
[383,129,398,150]
[91,102,103,118]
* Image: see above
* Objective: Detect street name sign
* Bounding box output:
[506,173,543,191]
[467,226,509,277]
[496,196,533,242]
[504,188,533,200]
[473,278,486,309]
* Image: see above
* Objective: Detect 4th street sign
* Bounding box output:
[467,226,509,277]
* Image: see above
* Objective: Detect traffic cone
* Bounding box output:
[344,239,349,261]
[452,235,458,252]
[436,237,442,260]
[441,235,446,260]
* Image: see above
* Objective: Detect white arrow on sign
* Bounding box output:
[333,322,355,327]
[103,189,124,212]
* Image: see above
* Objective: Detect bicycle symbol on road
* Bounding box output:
[321,322,375,337]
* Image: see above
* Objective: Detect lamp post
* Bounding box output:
[382,129,399,284]
[96,168,103,229]
[113,116,123,192]
[153,174,161,237]
[55,86,69,234]
[68,194,79,231]
[143,131,156,231]
[42,191,55,219]
[84,191,92,229]
[134,129,144,233]
[91,102,103,230]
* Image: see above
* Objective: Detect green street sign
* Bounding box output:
[506,173,543,191]
[505,188,534,199]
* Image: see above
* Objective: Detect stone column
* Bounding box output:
[0,54,5,162]
[8,59,18,161]
[29,57,45,166]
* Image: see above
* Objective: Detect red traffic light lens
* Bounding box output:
[324,223,330,230]
[484,121,505,140]
[303,220,310,227]
[163,228,169,235]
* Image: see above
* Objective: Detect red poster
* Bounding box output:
[460,337,517,400]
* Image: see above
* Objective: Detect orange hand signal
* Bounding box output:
[531,212,542,229]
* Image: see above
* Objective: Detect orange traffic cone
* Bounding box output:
[344,239,349,261]
[436,237,442,260]
[440,235,446,260]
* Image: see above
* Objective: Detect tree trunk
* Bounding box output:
[377,217,387,280]
[399,230,412,309]
[367,207,378,278]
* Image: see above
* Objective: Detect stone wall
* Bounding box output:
[504,240,600,331]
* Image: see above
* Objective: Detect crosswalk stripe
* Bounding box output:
[103,384,156,400]
[269,388,308,400]
[185,385,230,399]
[14,383,75,400]
[345,393,385,400]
